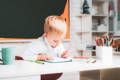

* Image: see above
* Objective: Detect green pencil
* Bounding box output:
[26,60,44,64]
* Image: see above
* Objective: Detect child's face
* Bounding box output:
[46,33,64,48]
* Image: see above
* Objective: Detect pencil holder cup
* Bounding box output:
[0,47,15,65]
[96,46,113,64]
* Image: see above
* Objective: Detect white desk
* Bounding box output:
[0,55,120,80]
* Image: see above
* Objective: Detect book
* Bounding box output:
[44,57,72,63]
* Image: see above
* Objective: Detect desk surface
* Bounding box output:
[0,55,120,79]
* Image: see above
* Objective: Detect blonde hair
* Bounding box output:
[44,15,67,35]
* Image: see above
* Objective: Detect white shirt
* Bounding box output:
[22,36,65,60]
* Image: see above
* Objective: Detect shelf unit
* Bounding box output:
[78,0,117,57]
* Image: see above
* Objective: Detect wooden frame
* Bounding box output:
[61,0,70,39]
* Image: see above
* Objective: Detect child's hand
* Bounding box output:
[37,54,53,61]
[61,50,70,58]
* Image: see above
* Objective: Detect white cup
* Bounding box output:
[96,46,113,65]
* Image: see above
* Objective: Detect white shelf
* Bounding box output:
[78,14,91,17]
[109,16,115,18]
[114,51,120,54]
[78,50,96,52]
[77,31,109,35]
[92,31,108,33]
[92,0,109,2]
[78,31,109,33]
[109,31,115,33]
[77,32,91,35]
[92,15,108,17]
[78,0,117,56]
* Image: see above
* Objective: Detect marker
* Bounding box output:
[108,38,113,46]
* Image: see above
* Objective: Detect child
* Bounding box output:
[22,15,70,80]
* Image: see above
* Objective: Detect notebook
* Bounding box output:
[44,57,72,63]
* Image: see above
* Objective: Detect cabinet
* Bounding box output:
[78,0,117,56]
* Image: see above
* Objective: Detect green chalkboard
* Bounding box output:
[0,0,67,38]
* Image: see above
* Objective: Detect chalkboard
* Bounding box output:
[0,0,67,38]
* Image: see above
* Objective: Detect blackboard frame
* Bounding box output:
[0,0,70,40]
